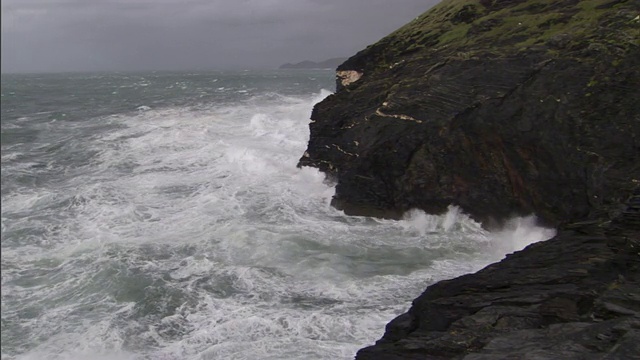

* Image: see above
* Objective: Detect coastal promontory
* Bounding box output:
[299,0,639,358]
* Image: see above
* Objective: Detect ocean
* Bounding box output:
[0,70,555,360]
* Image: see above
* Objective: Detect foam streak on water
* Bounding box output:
[1,73,555,360]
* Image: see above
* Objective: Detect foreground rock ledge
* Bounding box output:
[356,190,639,359]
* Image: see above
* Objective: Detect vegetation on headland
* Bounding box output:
[341,0,639,74]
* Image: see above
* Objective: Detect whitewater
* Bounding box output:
[0,70,555,360]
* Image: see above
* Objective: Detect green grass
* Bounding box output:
[353,0,638,74]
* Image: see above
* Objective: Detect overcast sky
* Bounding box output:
[1,0,439,73]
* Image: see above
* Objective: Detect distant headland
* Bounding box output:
[279,57,347,70]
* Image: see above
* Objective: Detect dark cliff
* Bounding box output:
[299,0,639,227]
[298,0,640,358]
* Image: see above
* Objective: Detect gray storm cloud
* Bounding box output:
[1,0,438,73]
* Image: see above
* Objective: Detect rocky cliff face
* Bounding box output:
[299,0,639,227]
[298,0,640,358]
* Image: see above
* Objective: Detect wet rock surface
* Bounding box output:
[298,0,640,358]
[356,190,639,359]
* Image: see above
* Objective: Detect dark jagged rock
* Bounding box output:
[356,190,640,359]
[299,0,640,227]
[297,0,640,358]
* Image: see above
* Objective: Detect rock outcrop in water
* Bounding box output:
[298,0,640,358]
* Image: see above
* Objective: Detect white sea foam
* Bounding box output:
[400,205,484,235]
[1,151,23,162]
[401,206,555,261]
[2,87,556,360]
[488,215,556,258]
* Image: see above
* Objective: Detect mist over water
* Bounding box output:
[1,71,555,360]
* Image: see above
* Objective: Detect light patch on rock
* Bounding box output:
[337,70,363,87]
[332,144,359,157]
[375,108,423,123]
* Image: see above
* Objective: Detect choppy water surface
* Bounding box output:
[1,71,555,360]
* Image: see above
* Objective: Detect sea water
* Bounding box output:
[0,70,555,360]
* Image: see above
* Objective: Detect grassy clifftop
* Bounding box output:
[340,0,639,74]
